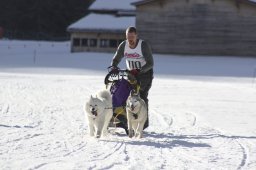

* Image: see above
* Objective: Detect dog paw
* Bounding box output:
[134,132,143,138]
[128,129,135,138]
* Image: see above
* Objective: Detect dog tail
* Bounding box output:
[98,90,112,104]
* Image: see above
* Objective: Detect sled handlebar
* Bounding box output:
[104,67,135,85]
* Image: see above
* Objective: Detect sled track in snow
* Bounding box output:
[149,109,255,169]
[89,140,125,162]
[1,73,256,169]
[78,137,130,169]
[188,112,197,127]
[237,140,248,170]
[0,103,9,114]
[151,109,173,130]
[151,110,197,130]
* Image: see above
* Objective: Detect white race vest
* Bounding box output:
[124,40,146,70]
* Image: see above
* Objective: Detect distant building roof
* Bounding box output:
[67,13,135,33]
[89,0,138,11]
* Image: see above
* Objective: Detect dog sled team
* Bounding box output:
[85,26,154,139]
[85,68,148,139]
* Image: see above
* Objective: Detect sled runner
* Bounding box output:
[104,66,140,134]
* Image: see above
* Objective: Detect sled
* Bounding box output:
[104,66,140,134]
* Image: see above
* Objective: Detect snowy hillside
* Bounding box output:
[1,40,256,169]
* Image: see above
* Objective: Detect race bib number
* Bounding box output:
[127,60,142,69]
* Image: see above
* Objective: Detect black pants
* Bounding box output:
[137,69,153,129]
[114,114,129,134]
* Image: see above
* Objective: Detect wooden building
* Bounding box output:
[132,0,256,56]
[67,14,135,53]
[67,0,136,53]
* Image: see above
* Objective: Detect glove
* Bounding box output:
[130,69,140,76]
[109,66,119,74]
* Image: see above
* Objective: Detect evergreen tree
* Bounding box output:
[0,0,95,40]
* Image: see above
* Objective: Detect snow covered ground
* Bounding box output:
[1,40,256,170]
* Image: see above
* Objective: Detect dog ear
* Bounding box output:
[131,89,140,97]
[131,89,136,96]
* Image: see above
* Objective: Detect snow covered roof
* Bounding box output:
[67,13,135,33]
[89,0,138,10]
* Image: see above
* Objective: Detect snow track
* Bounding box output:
[1,73,256,169]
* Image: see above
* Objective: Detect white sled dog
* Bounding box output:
[85,89,113,138]
[126,90,147,138]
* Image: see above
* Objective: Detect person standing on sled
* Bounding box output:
[110,26,154,130]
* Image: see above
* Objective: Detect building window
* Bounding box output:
[89,39,97,47]
[81,38,88,47]
[100,39,109,47]
[109,39,118,48]
[73,38,80,47]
